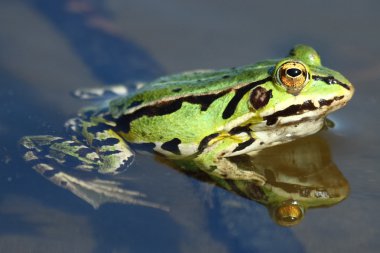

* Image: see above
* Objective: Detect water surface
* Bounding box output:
[1,0,379,252]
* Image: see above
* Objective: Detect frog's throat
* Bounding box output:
[227,117,325,157]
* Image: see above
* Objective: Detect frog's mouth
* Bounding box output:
[262,95,347,127]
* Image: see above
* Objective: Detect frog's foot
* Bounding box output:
[20,136,167,211]
[20,134,134,175]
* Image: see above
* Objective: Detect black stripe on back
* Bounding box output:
[161,138,182,155]
[116,76,271,132]
[116,92,229,132]
[232,138,255,152]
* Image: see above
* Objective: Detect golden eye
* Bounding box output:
[276,61,309,94]
[272,201,304,227]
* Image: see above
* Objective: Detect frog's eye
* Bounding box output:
[271,201,304,227]
[276,61,309,95]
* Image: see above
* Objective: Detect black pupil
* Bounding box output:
[286,68,302,77]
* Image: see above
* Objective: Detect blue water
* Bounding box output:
[1,0,380,252]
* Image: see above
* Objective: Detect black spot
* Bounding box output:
[161,138,182,155]
[198,133,219,153]
[263,100,318,126]
[76,147,95,157]
[222,75,230,79]
[102,113,116,122]
[232,138,255,152]
[222,77,272,119]
[228,124,251,135]
[127,100,144,109]
[319,99,334,107]
[61,155,87,168]
[319,95,344,107]
[250,87,272,110]
[312,75,351,90]
[92,138,120,147]
[172,88,182,92]
[100,150,122,156]
[87,123,111,134]
[114,163,129,173]
[131,142,156,152]
[67,141,82,147]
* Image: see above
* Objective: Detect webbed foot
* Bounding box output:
[21,133,134,174]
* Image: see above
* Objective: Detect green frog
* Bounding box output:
[21,45,354,186]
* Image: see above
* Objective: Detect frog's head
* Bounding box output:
[272,44,354,96]
[246,45,354,148]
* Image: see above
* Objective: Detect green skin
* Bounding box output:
[21,45,354,186]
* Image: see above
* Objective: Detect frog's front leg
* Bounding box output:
[194,135,266,185]
[21,120,134,175]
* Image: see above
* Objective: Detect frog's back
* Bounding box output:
[109,60,275,118]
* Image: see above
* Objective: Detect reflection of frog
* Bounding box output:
[21,45,354,187]
[169,135,349,226]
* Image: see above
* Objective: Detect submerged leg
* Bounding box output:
[193,137,266,185]
[19,119,173,210]
[21,121,134,174]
